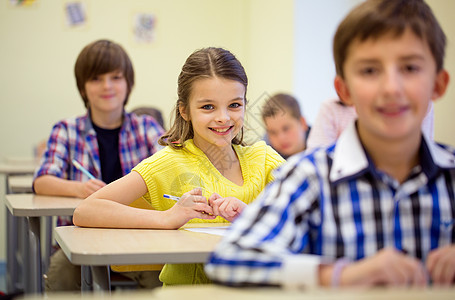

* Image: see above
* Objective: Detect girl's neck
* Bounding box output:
[193,140,244,186]
[90,109,123,129]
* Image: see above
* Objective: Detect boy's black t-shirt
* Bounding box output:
[92,122,122,184]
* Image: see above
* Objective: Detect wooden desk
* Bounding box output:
[19,285,455,300]
[0,162,37,294]
[0,162,37,178]
[3,156,37,165]
[8,175,34,194]
[56,223,223,265]
[55,223,225,291]
[153,285,455,300]
[5,194,82,294]
[5,194,82,217]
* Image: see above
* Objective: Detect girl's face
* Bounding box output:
[181,77,245,152]
[84,70,127,116]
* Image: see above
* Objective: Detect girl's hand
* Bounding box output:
[426,245,455,285]
[320,248,428,287]
[78,179,106,199]
[167,188,215,227]
[208,193,247,222]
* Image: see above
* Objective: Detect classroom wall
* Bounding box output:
[0,0,247,159]
[428,0,455,146]
[243,0,295,142]
[294,0,364,124]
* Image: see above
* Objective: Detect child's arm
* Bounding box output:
[34,121,108,198]
[208,193,247,222]
[426,245,455,285]
[34,175,106,198]
[73,171,215,229]
[319,248,428,287]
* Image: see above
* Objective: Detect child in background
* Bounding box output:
[33,39,164,290]
[206,0,454,288]
[307,98,435,149]
[261,93,310,159]
[305,98,357,149]
[73,47,285,285]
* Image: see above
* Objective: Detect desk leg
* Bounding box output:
[81,265,92,292]
[92,266,111,292]
[81,266,111,293]
[42,216,53,273]
[6,210,21,293]
[27,216,43,293]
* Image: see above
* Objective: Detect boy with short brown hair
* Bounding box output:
[206,0,454,288]
[34,39,164,291]
[261,93,309,158]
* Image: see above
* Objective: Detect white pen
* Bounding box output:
[72,159,96,180]
[163,194,180,201]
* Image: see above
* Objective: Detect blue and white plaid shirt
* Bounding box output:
[205,122,455,287]
[33,111,164,225]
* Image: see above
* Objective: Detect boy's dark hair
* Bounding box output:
[261,93,302,122]
[333,0,446,78]
[159,47,248,149]
[74,39,135,108]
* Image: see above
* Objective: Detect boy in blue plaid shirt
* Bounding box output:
[206,0,455,288]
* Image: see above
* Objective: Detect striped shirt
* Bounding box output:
[33,111,164,225]
[205,122,455,287]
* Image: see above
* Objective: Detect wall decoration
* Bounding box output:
[65,1,86,27]
[9,0,37,6]
[134,13,156,43]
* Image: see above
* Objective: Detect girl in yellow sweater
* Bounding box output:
[73,47,285,285]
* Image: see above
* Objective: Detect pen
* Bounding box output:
[163,194,180,201]
[72,159,96,180]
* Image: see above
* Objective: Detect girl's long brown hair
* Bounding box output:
[159,47,248,149]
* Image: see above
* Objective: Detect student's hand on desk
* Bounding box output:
[426,245,455,285]
[78,179,106,199]
[208,193,247,222]
[323,248,427,287]
[167,188,215,227]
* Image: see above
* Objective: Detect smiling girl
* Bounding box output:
[73,47,285,285]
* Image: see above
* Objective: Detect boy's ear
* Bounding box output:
[179,104,189,121]
[431,69,450,101]
[334,76,353,106]
[300,116,308,130]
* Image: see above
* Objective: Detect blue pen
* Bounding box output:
[72,159,96,180]
[163,194,180,201]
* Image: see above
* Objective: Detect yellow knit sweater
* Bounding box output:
[133,139,284,221]
[127,139,284,285]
